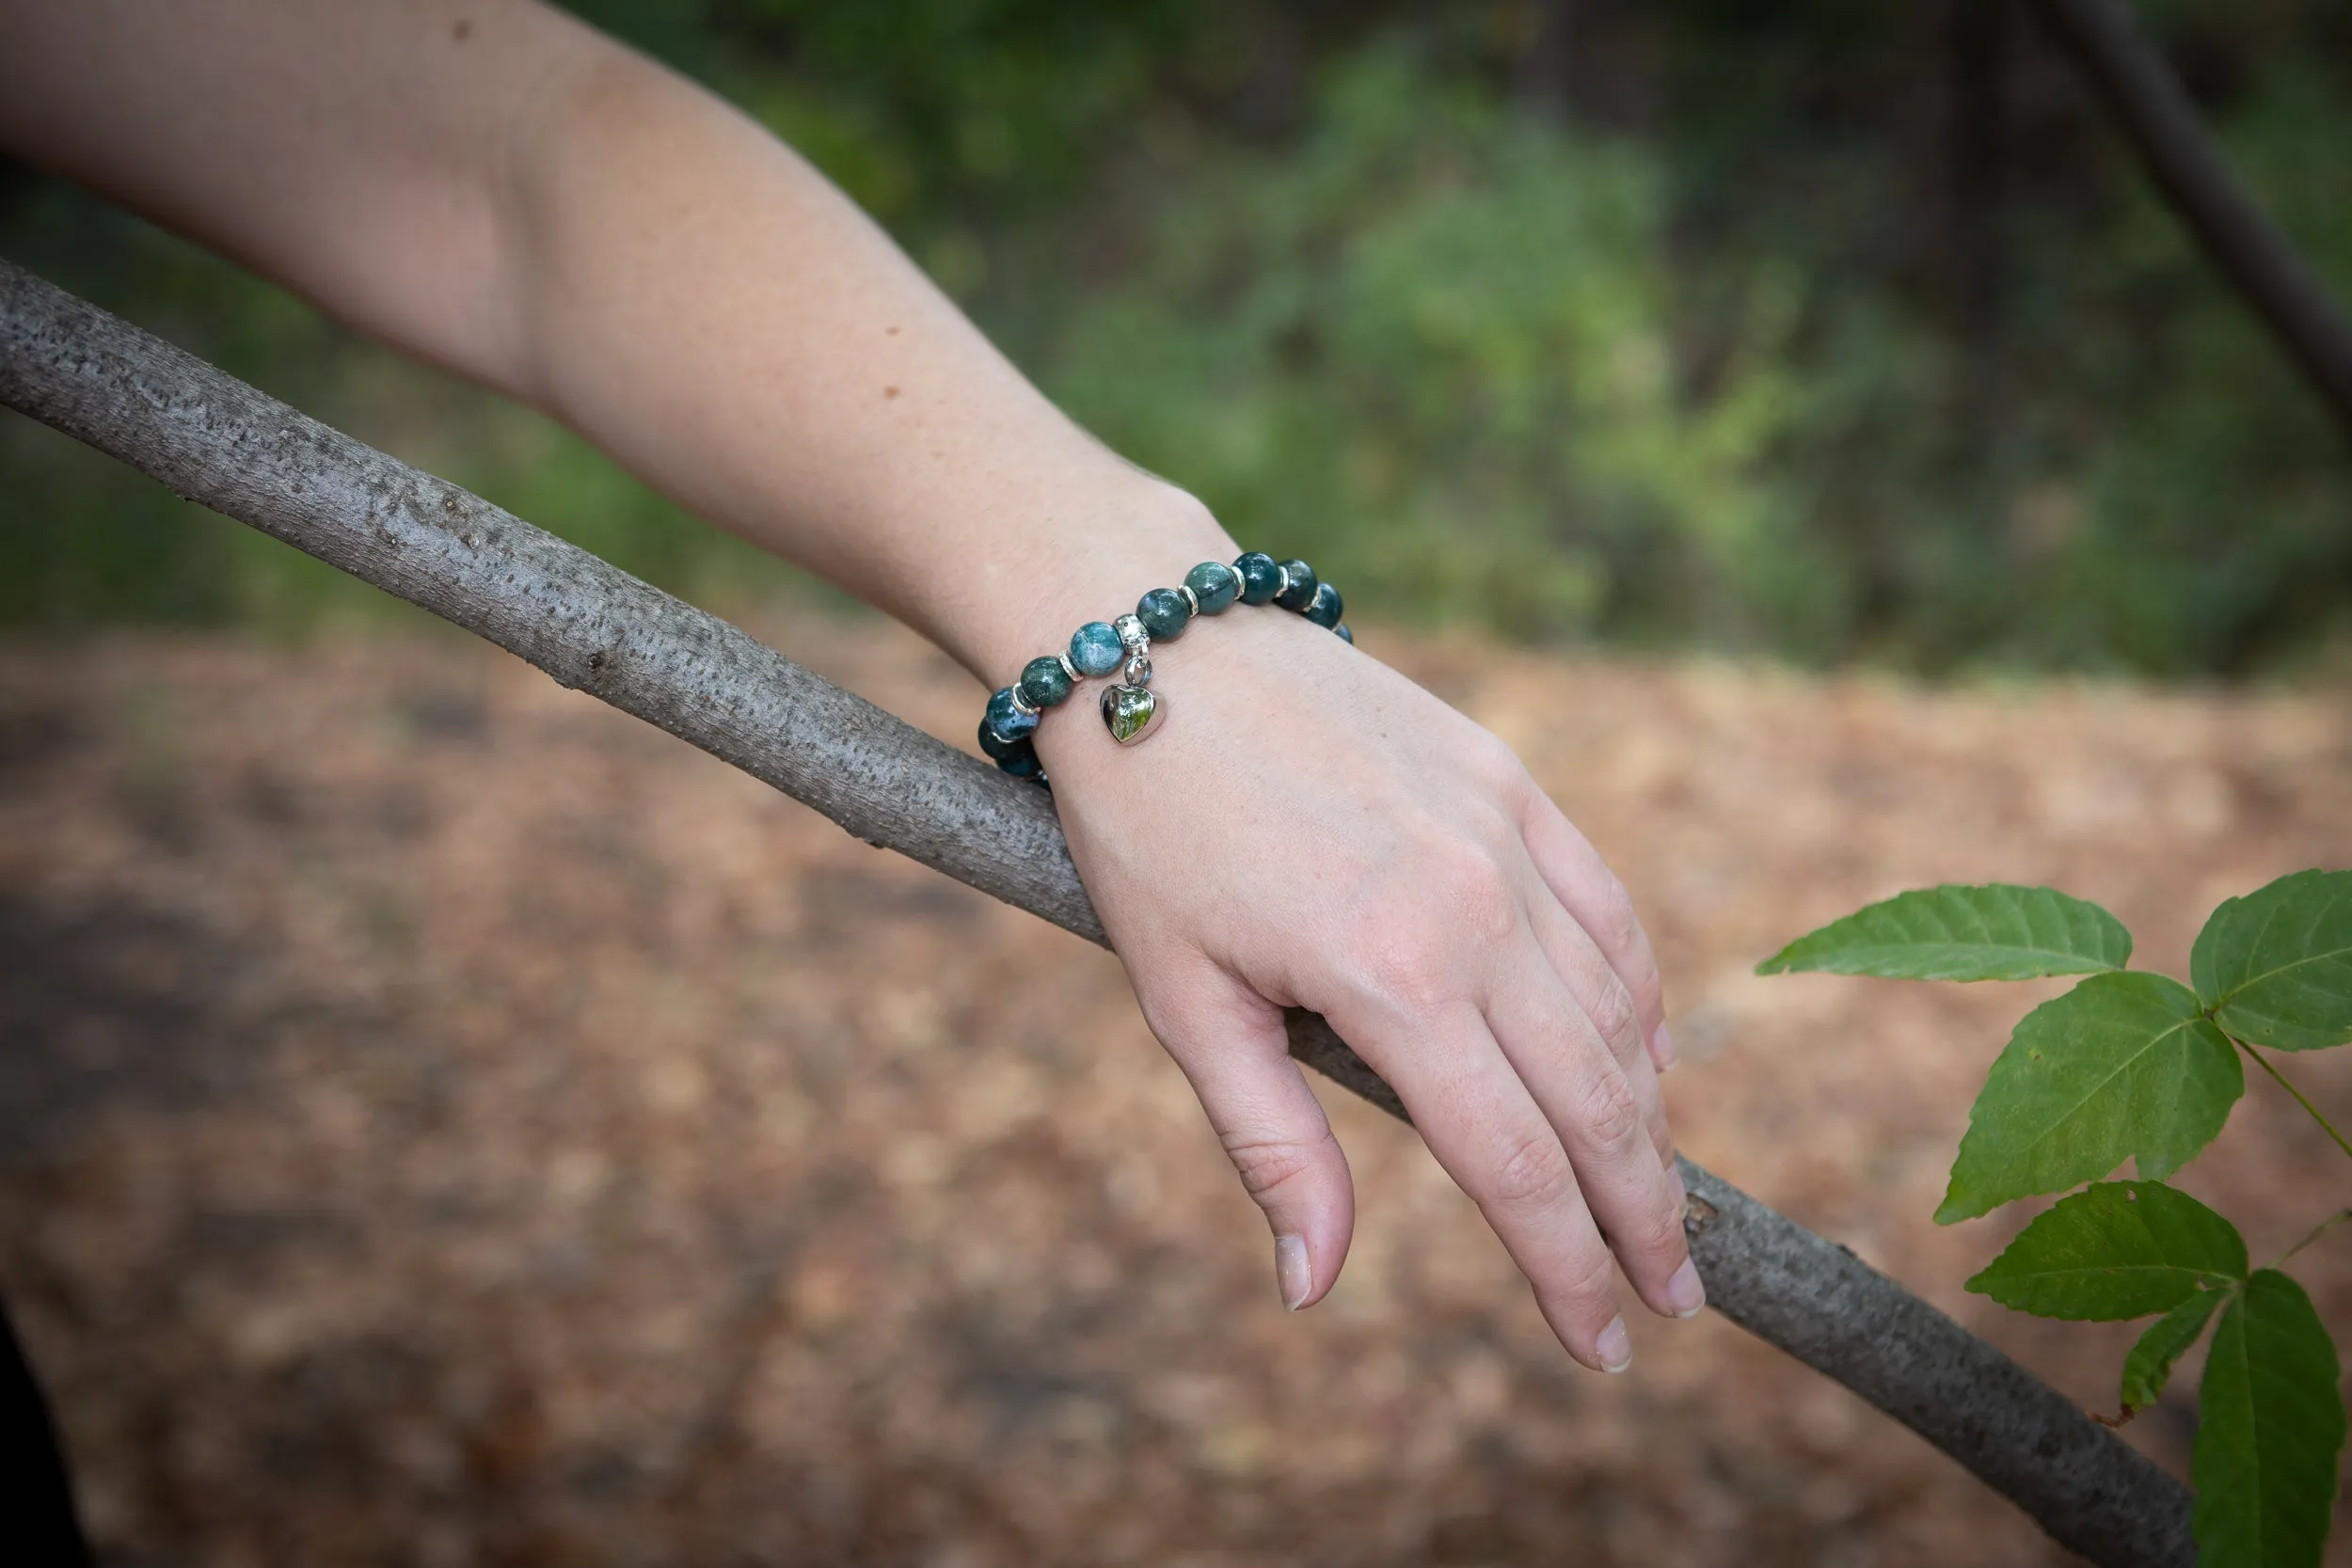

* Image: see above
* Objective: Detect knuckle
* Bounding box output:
[1221,1129,1335,1201]
[1572,1066,1645,1153]
[1484,1128,1578,1214]
[1543,1248,1622,1320]
[1591,875,1645,957]
[1351,922,1460,1013]
[1585,974,1642,1057]
[1428,845,1518,944]
[1347,844,1516,1011]
[1468,734,1530,798]
[1620,1193,1688,1263]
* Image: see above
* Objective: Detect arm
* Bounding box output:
[0,0,1699,1369]
[0,0,1188,671]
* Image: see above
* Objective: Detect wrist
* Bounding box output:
[974,528,1354,784]
[1027,591,1331,775]
[946,478,1237,686]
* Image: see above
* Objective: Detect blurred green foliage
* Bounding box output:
[3,0,2348,673]
[1039,49,1825,651]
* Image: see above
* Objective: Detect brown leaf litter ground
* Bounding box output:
[2,615,2347,1567]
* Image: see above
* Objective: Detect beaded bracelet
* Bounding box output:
[977,552,1351,782]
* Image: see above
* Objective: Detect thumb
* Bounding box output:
[1136,961,1356,1311]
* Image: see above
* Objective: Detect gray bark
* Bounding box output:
[0,258,2192,1567]
[2028,0,2352,446]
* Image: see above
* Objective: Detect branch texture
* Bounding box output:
[0,258,2191,1567]
[2029,0,2352,444]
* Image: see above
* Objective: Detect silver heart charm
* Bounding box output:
[1100,682,1161,745]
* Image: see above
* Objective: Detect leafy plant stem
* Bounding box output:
[2233,1035,2352,1165]
[2271,1209,2352,1270]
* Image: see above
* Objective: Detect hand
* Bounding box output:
[1037,596,1697,1371]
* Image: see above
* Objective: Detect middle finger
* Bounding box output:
[1483,925,1700,1323]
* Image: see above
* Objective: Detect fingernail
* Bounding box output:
[1275,1234,1311,1311]
[1597,1316,1632,1373]
[1667,1259,1707,1319]
[1651,1022,1678,1072]
[1666,1162,1689,1214]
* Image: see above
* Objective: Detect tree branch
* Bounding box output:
[2027,0,2352,444]
[0,258,2191,1567]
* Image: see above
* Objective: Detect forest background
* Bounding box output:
[6,0,2349,678]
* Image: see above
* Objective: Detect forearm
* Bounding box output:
[0,0,1225,681]
[490,37,1230,679]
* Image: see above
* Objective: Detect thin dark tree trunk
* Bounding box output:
[1947,0,2009,471]
[2026,0,2352,444]
[1515,0,1577,120]
[0,258,2194,1568]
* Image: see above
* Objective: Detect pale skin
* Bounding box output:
[0,0,1701,1370]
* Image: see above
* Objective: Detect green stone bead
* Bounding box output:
[1019,654,1076,708]
[983,681,1040,737]
[980,688,1040,752]
[1274,560,1317,611]
[1234,552,1282,606]
[1069,621,1126,677]
[1184,560,1241,613]
[1304,580,1343,628]
[1136,588,1190,641]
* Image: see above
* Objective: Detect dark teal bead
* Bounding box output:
[1184,560,1241,613]
[1335,623,1354,644]
[1304,580,1343,628]
[1069,621,1126,677]
[995,743,1046,781]
[1019,655,1076,708]
[1274,560,1317,611]
[978,718,1032,763]
[982,687,1040,748]
[1136,587,1191,641]
[1234,552,1282,606]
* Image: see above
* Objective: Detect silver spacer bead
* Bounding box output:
[1122,650,1152,687]
[1113,613,1150,653]
[1176,583,1200,617]
[1273,562,1292,599]
[1008,685,1040,717]
[1056,651,1081,684]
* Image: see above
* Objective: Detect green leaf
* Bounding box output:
[1756,884,2133,981]
[2193,1270,2346,1568]
[2192,869,2352,1053]
[1937,973,2243,1222]
[2122,1288,2231,1415]
[1965,1181,2247,1319]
